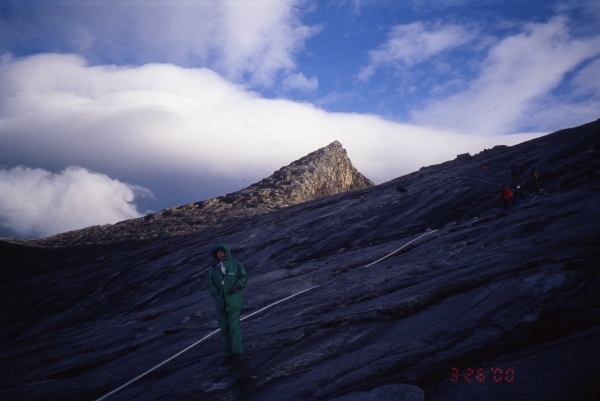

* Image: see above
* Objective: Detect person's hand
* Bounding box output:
[228,285,238,294]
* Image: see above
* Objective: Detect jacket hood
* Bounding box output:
[212,243,232,262]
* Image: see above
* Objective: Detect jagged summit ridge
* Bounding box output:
[27,141,373,246]
[199,140,374,213]
[263,140,374,202]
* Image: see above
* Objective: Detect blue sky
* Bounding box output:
[1,0,599,238]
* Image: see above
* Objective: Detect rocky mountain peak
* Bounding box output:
[26,141,373,246]
[230,140,373,207]
[156,140,374,225]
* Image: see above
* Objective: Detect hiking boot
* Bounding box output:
[221,353,244,365]
[221,354,235,365]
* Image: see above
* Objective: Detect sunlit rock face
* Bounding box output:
[26,140,373,246]
[236,140,374,206]
[189,140,374,219]
[1,121,600,401]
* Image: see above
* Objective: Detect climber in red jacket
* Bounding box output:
[501,184,513,209]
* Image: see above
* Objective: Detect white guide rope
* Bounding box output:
[95,329,220,401]
[363,230,438,268]
[96,286,320,401]
[96,229,440,400]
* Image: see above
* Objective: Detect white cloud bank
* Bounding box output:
[0,53,544,238]
[0,166,152,238]
[0,53,538,185]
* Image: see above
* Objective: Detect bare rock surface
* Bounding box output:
[1,121,600,401]
[19,140,373,247]
[330,384,424,401]
[332,384,425,401]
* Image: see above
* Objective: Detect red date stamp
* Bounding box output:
[450,367,515,383]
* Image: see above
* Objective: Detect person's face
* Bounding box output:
[216,250,226,261]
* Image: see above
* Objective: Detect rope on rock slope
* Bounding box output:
[95,229,441,400]
[96,286,320,401]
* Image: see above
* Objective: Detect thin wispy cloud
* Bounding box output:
[359,22,476,80]
[519,57,600,130]
[411,17,600,135]
[282,72,319,91]
[569,58,600,97]
[0,0,318,87]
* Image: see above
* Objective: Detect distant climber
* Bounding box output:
[481,164,488,177]
[586,164,597,189]
[530,168,538,183]
[208,243,249,363]
[514,185,523,206]
[530,167,543,193]
[510,163,520,179]
[500,184,513,209]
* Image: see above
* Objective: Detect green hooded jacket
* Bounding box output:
[208,243,249,311]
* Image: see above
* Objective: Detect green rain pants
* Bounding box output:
[217,308,243,355]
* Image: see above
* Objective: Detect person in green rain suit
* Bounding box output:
[208,243,249,361]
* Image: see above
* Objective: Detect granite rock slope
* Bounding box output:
[1,120,599,401]
[23,140,373,247]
